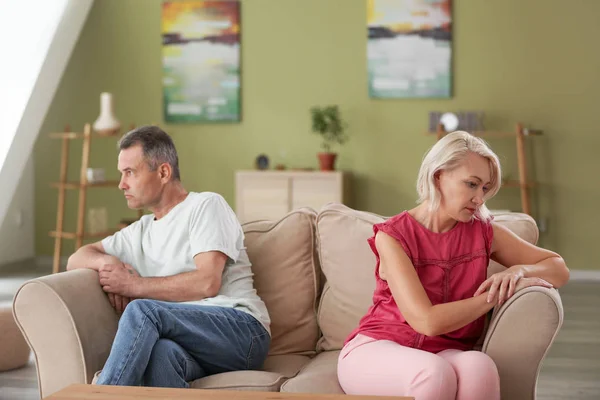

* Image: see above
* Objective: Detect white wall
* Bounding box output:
[0,157,35,266]
[0,0,93,268]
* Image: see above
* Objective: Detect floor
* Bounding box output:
[0,260,599,400]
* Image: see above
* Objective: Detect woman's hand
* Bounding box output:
[474,266,553,305]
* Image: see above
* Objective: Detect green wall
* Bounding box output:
[36,0,600,270]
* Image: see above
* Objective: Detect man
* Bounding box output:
[66,126,270,388]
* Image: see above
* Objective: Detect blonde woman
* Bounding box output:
[337,131,569,400]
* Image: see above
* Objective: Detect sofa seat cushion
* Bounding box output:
[280,351,343,394]
[243,208,321,356]
[190,354,311,391]
[93,354,311,391]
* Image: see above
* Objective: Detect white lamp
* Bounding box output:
[93,92,121,135]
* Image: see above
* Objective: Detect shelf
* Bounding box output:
[50,181,120,189]
[425,130,542,138]
[49,229,118,240]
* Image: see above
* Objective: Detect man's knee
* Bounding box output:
[123,299,156,316]
[119,299,160,325]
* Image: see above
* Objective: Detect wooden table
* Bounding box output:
[45,384,414,399]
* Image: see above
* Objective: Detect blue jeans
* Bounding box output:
[96,299,270,388]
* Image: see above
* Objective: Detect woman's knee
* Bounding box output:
[453,352,500,400]
[414,357,457,400]
[338,349,457,400]
[455,351,499,379]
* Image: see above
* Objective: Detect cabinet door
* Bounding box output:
[236,175,289,223]
[291,175,341,212]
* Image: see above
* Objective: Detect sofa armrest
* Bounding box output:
[13,269,118,398]
[482,286,563,400]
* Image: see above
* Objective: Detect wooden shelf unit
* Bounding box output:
[430,123,541,215]
[48,123,141,274]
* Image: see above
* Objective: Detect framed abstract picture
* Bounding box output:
[367,0,452,99]
[162,1,241,122]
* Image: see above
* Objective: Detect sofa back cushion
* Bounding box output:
[243,208,321,356]
[315,204,384,352]
[315,204,539,352]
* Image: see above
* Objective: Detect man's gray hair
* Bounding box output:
[118,125,181,181]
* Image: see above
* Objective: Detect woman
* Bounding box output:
[337,131,569,400]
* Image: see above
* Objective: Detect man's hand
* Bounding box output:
[107,293,132,314]
[99,262,141,298]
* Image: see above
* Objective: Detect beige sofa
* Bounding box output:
[13,204,563,399]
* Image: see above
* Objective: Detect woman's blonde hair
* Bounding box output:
[416,131,502,222]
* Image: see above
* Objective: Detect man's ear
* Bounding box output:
[159,163,171,182]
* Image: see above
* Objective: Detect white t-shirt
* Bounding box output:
[101,192,271,334]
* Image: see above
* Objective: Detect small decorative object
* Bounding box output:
[310,105,348,171]
[458,111,485,132]
[86,168,106,183]
[429,110,485,133]
[93,92,121,135]
[440,112,459,132]
[429,111,443,132]
[255,154,270,170]
[275,164,286,170]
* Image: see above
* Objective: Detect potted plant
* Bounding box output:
[310,105,348,171]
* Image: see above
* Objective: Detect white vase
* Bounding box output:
[93,92,121,134]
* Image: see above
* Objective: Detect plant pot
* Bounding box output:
[317,152,337,171]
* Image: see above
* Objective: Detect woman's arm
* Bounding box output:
[474,222,569,305]
[377,231,498,337]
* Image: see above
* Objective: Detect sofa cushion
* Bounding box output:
[243,208,321,356]
[0,306,30,372]
[315,204,540,352]
[190,354,311,391]
[280,351,343,394]
[93,355,311,391]
[315,204,384,352]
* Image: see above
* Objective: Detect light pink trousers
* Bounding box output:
[337,334,500,400]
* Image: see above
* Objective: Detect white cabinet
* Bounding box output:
[235,170,349,223]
